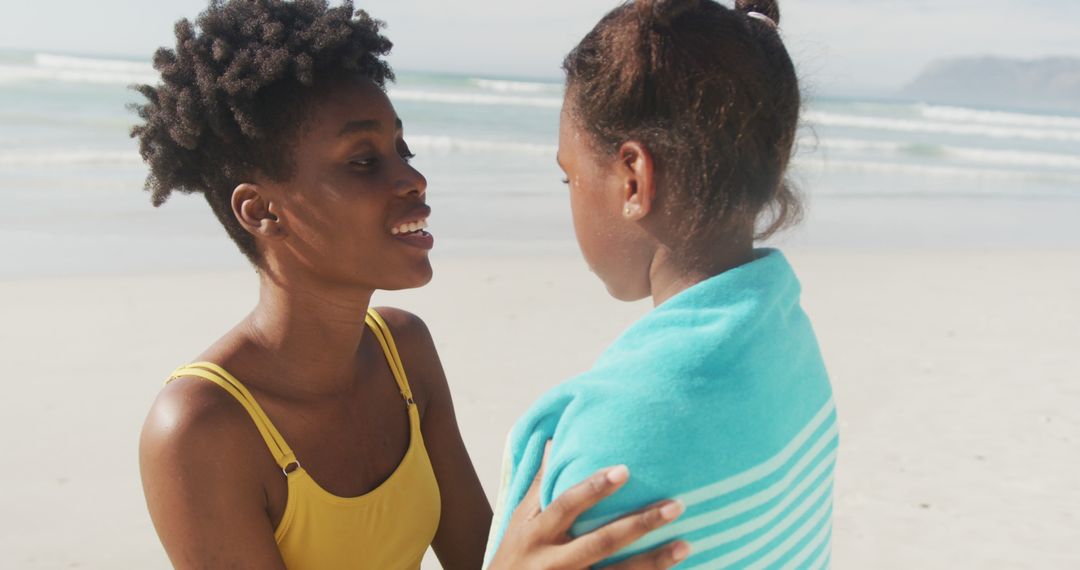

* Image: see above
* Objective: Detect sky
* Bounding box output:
[1,0,1078,95]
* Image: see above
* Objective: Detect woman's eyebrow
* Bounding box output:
[337,118,404,138]
[337,119,380,137]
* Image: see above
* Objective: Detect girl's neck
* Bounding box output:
[648,240,755,307]
[241,270,376,398]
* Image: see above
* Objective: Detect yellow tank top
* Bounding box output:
[167,309,442,569]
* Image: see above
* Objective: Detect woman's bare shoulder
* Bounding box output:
[372,306,433,339]
[140,375,270,480]
[370,307,448,411]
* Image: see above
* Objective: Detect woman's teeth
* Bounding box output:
[391,219,429,236]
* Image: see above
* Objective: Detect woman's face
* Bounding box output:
[261,77,432,291]
[557,104,654,301]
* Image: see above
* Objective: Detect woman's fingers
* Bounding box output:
[490,445,689,570]
[559,499,687,567]
[605,540,692,570]
[536,464,631,535]
[511,441,553,525]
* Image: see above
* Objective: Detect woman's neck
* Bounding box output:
[241,270,376,398]
[648,240,755,307]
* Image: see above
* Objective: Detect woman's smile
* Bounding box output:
[389,203,434,250]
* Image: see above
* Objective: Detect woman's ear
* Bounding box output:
[232,183,287,240]
[618,141,656,221]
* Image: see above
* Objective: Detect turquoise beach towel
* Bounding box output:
[483,249,838,568]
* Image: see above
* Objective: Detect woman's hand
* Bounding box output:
[488,446,690,569]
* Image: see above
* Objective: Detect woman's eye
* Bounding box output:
[401,151,416,163]
[561,177,570,185]
[350,158,377,168]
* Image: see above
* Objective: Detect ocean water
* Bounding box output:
[2,50,1079,278]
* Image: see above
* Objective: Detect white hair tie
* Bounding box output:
[746,11,778,29]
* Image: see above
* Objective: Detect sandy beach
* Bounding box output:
[3,0,1080,564]
[0,248,1077,568]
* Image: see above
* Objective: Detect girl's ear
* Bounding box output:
[232,183,287,240]
[618,141,656,221]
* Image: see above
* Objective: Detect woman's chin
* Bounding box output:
[379,262,434,291]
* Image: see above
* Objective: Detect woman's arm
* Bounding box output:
[140,379,288,570]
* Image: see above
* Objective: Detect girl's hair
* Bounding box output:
[130,0,394,265]
[563,0,802,246]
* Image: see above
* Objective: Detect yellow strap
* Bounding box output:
[364,308,414,404]
[167,363,298,470]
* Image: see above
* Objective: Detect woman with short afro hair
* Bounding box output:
[134,1,683,568]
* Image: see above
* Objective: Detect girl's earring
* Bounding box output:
[624,205,632,217]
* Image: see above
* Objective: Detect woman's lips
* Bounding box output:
[390,209,433,250]
[394,229,434,250]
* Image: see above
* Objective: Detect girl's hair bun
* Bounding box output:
[651,0,701,27]
[735,0,781,25]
